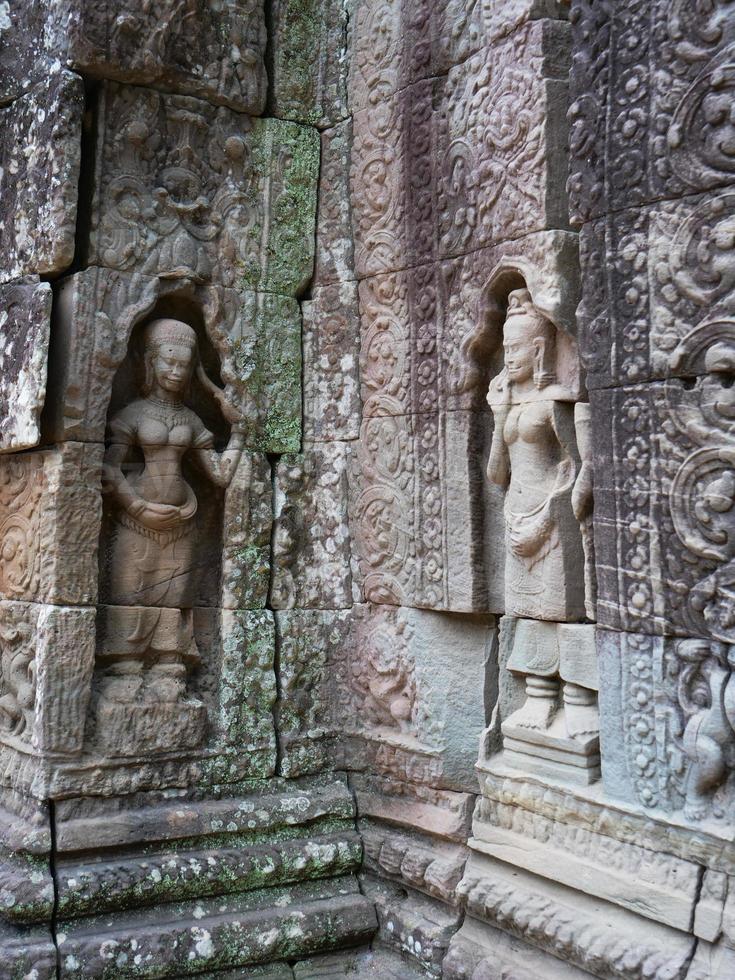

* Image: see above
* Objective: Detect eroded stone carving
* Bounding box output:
[487,288,584,622]
[96,318,245,756]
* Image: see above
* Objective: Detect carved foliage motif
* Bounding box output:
[570,0,735,221]
[91,83,318,296]
[350,23,568,280]
[0,457,42,603]
[0,603,37,744]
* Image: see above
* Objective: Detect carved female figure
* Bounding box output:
[487,289,585,624]
[98,318,243,749]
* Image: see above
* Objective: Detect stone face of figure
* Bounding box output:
[97,318,245,752]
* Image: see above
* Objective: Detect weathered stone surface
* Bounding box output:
[580,191,735,390]
[278,605,493,791]
[315,124,355,287]
[0,1,47,105]
[455,852,696,979]
[57,880,376,978]
[569,0,735,224]
[350,24,570,279]
[272,445,354,611]
[361,819,467,907]
[445,917,593,979]
[350,410,504,612]
[48,268,301,453]
[303,282,361,443]
[349,0,570,114]
[470,783,702,932]
[351,774,475,843]
[48,0,267,113]
[0,68,82,284]
[359,232,580,420]
[0,920,56,979]
[89,82,318,296]
[589,378,735,639]
[295,946,428,978]
[0,600,95,761]
[0,443,102,606]
[270,0,351,128]
[0,277,51,452]
[362,874,461,977]
[598,627,735,828]
[437,21,571,260]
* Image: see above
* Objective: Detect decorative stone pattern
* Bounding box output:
[303,281,361,443]
[89,82,318,297]
[0,277,51,452]
[0,443,103,606]
[47,0,267,113]
[0,67,82,284]
[569,0,735,223]
[272,445,354,611]
[350,22,571,280]
[270,0,352,128]
[277,604,493,792]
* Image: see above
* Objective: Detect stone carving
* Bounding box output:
[0,444,102,607]
[270,0,351,128]
[497,619,600,784]
[303,282,361,443]
[0,279,51,453]
[572,402,596,619]
[665,639,735,821]
[96,318,245,756]
[0,68,82,284]
[44,0,267,114]
[0,603,35,741]
[48,268,302,454]
[487,288,585,622]
[90,83,318,296]
[271,445,354,611]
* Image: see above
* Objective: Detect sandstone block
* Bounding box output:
[590,379,735,639]
[272,445,354,611]
[598,627,735,829]
[88,83,318,296]
[303,282,361,443]
[0,68,82,284]
[0,443,102,606]
[314,124,355,287]
[49,0,267,113]
[48,268,301,453]
[358,233,579,424]
[456,851,696,979]
[579,191,735,389]
[277,605,492,792]
[437,20,571,259]
[569,0,735,223]
[0,600,95,760]
[349,0,569,114]
[350,410,504,612]
[0,278,51,452]
[270,0,352,128]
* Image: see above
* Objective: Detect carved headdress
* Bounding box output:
[143,318,198,351]
[504,288,556,389]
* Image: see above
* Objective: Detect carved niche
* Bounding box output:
[476,260,600,784]
[94,312,246,757]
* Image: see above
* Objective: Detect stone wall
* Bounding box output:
[1,1,735,979]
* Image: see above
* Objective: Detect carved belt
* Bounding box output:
[117,511,194,546]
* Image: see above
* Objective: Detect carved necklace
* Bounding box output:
[144,395,192,427]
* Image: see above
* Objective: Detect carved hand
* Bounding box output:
[572,461,594,521]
